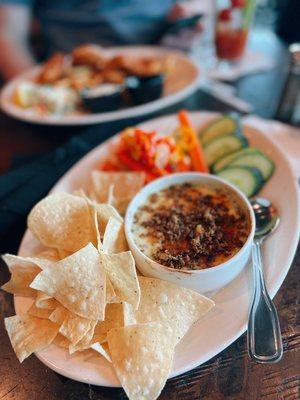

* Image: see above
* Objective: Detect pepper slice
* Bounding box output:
[117,128,175,181]
[178,110,209,173]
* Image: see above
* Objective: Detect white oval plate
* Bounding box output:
[0,46,199,126]
[15,112,300,386]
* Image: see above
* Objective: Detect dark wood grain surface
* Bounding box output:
[0,29,299,400]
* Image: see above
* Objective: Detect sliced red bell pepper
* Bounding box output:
[101,160,122,171]
[117,149,167,182]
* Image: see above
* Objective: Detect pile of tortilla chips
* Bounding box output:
[2,171,215,400]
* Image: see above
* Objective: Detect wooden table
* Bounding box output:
[1,29,299,400]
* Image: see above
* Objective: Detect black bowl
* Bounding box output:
[126,74,164,105]
[81,84,124,113]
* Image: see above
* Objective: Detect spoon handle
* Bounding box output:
[247,240,283,363]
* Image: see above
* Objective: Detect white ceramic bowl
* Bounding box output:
[125,172,255,293]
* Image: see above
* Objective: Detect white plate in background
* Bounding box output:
[0,46,199,126]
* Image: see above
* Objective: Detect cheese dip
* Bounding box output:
[132,183,251,270]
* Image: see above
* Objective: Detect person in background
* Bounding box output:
[0,0,202,81]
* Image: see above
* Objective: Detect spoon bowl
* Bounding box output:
[250,198,280,240]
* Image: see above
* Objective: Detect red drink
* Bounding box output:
[215,27,248,60]
[215,0,256,62]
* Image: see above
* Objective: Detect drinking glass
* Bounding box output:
[215,0,257,62]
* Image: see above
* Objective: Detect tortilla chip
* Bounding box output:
[74,191,103,250]
[2,253,55,270]
[32,258,57,270]
[93,204,123,235]
[101,251,140,310]
[5,315,59,362]
[91,303,125,344]
[59,312,95,345]
[27,192,96,252]
[102,217,128,254]
[92,206,102,251]
[107,184,115,206]
[49,305,69,325]
[33,248,60,262]
[30,243,106,320]
[53,333,70,349]
[69,320,97,353]
[106,277,117,303]
[91,171,145,214]
[107,323,175,400]
[91,342,111,363]
[135,277,215,344]
[35,291,58,310]
[57,249,72,260]
[1,255,41,297]
[28,303,53,319]
[123,302,136,326]
[73,188,89,199]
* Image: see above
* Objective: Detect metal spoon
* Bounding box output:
[247,197,283,363]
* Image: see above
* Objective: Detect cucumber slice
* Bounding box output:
[204,135,248,166]
[199,114,241,146]
[212,148,257,174]
[228,152,275,180]
[217,166,264,197]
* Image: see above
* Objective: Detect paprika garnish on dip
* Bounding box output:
[132,182,251,270]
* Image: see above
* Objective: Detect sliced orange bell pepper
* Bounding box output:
[178,110,209,173]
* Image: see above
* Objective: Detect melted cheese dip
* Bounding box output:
[132,183,251,270]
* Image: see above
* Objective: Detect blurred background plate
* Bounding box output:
[0,46,199,126]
